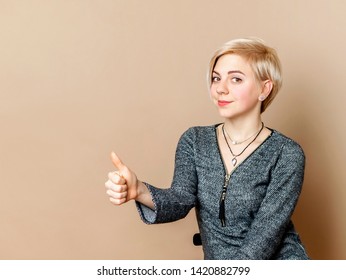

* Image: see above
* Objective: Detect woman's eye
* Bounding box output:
[212,76,220,82]
[231,77,242,83]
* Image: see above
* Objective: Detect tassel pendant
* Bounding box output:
[219,174,230,227]
[232,157,237,166]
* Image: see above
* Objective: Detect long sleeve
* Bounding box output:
[136,128,198,224]
[233,140,305,259]
[133,126,308,260]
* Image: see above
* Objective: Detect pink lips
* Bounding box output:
[218,100,232,107]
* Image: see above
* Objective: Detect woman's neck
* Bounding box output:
[223,117,263,142]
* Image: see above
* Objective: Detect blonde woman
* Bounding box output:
[105,38,309,260]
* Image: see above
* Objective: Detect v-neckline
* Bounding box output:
[213,123,274,177]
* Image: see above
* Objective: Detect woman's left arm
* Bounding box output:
[234,141,305,259]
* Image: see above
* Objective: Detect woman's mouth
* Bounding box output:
[218,100,232,107]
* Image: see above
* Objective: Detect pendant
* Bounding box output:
[232,157,237,166]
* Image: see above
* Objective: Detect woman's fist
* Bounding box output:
[105,152,139,205]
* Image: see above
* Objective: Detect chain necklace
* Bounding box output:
[224,125,260,145]
[222,122,264,166]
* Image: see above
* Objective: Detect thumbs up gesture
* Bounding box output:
[105,152,139,205]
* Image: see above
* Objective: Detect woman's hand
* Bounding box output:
[105,152,139,205]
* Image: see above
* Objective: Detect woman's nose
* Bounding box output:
[216,81,229,95]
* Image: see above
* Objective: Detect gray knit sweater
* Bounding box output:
[136,124,309,260]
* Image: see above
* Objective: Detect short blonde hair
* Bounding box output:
[207,38,282,113]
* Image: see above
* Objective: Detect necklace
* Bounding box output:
[222,122,264,166]
[224,125,260,145]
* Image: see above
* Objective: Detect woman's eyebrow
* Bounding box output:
[213,70,245,75]
[228,70,245,75]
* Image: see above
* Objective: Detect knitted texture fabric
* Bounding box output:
[136,125,309,260]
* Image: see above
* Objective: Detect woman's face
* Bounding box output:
[210,54,264,120]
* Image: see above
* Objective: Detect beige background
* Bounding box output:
[0,0,345,260]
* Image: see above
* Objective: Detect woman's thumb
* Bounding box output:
[111,151,125,171]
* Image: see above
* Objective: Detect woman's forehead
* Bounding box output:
[214,54,252,74]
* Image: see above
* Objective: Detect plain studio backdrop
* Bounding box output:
[0,0,345,259]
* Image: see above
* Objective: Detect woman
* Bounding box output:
[105,38,309,260]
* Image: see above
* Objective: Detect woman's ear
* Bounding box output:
[262,80,273,96]
[259,80,273,101]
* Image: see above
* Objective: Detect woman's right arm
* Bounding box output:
[105,128,198,224]
[105,152,155,210]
